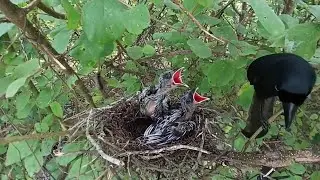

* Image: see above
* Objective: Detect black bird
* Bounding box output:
[242,53,316,138]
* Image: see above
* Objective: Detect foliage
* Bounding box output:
[0,0,320,179]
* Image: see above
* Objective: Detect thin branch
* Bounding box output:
[215,0,236,18]
[173,1,226,43]
[139,49,193,62]
[0,0,96,108]
[0,17,10,23]
[0,130,70,145]
[242,110,284,152]
[37,2,66,19]
[118,145,211,157]
[24,0,42,12]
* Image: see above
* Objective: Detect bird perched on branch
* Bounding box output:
[138,88,209,146]
[138,67,188,120]
[242,53,316,138]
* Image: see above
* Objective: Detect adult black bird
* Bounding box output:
[242,53,316,138]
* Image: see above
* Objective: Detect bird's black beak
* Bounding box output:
[282,102,298,130]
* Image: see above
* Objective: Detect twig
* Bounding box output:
[0,17,10,23]
[139,50,193,62]
[37,2,66,19]
[85,110,125,166]
[24,0,42,12]
[118,145,211,157]
[173,1,226,43]
[215,0,236,18]
[0,131,71,145]
[242,110,284,152]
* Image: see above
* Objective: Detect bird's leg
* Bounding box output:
[259,99,270,130]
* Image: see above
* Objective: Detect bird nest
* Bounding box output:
[63,93,320,178]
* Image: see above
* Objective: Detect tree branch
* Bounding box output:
[24,0,42,12]
[173,0,226,43]
[37,2,66,19]
[0,0,96,108]
[0,17,10,23]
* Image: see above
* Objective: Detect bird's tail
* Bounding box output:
[242,92,276,138]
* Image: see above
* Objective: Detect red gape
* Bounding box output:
[193,88,209,104]
[172,67,184,85]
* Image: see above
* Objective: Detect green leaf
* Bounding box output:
[36,88,53,108]
[23,149,44,177]
[0,76,15,96]
[41,139,56,156]
[206,60,235,87]
[122,74,141,93]
[0,23,15,38]
[56,142,86,166]
[310,114,318,120]
[13,58,40,79]
[210,25,237,41]
[287,163,306,175]
[125,60,139,71]
[196,0,213,7]
[6,77,27,98]
[123,33,137,46]
[0,145,7,155]
[66,156,90,179]
[236,83,254,111]
[42,114,54,127]
[61,0,80,29]
[70,34,115,66]
[248,0,285,37]
[142,44,155,56]
[228,40,258,57]
[309,5,320,20]
[196,15,221,26]
[285,23,320,59]
[311,171,320,180]
[234,136,246,151]
[127,46,144,60]
[16,103,34,119]
[82,0,126,43]
[279,14,299,29]
[35,122,50,132]
[52,27,73,53]
[50,101,63,118]
[183,0,205,15]
[5,140,39,166]
[187,39,212,58]
[15,90,31,111]
[124,4,150,35]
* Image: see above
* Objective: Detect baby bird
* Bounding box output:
[138,67,188,120]
[138,88,209,146]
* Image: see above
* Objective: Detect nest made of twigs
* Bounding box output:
[63,93,233,177]
[62,93,320,178]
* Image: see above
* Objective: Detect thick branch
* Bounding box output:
[0,0,96,107]
[215,149,320,168]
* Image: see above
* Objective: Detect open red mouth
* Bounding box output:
[172,67,184,85]
[193,88,210,103]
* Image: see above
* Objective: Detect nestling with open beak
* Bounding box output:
[139,67,188,120]
[138,88,209,146]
